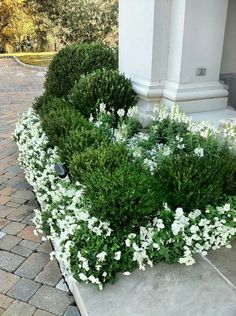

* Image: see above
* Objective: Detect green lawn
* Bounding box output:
[1,52,55,67]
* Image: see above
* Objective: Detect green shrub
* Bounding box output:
[153,140,236,211]
[84,160,160,230]
[68,69,138,121]
[40,99,89,147]
[44,43,118,98]
[59,127,110,164]
[32,93,57,117]
[69,142,131,182]
[69,142,160,229]
[125,117,142,139]
[149,118,189,145]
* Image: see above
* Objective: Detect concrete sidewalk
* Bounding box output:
[0,58,80,316]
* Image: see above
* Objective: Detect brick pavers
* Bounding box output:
[0,59,80,316]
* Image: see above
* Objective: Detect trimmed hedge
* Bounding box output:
[44,43,118,98]
[68,68,138,121]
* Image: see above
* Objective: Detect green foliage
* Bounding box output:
[148,119,236,211]
[149,118,189,145]
[59,127,109,164]
[16,107,236,289]
[36,87,236,228]
[60,0,118,45]
[68,68,138,121]
[40,99,87,147]
[125,117,142,139]
[0,0,36,52]
[44,43,118,98]
[84,161,159,230]
[32,93,57,116]
[69,143,160,230]
[27,0,118,46]
[154,150,235,211]
[69,142,130,182]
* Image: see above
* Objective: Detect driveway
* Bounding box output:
[0,58,80,316]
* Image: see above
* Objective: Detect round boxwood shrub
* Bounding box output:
[68,68,138,121]
[33,93,64,118]
[69,142,131,182]
[69,142,160,230]
[153,140,236,212]
[59,127,110,164]
[84,160,160,231]
[40,99,89,147]
[44,43,118,98]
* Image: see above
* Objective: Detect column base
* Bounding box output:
[137,97,160,128]
[161,97,228,114]
[132,78,162,128]
[162,80,228,113]
[133,79,229,127]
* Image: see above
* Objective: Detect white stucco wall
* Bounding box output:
[119,0,171,82]
[167,0,228,84]
[221,0,236,74]
[119,0,229,119]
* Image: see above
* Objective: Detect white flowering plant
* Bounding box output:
[13,104,236,290]
[109,105,236,211]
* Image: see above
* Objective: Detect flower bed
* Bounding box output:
[14,105,236,290]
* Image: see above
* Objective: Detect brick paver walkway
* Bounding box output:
[0,59,80,316]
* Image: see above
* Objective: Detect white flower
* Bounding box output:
[162,146,172,156]
[179,256,195,266]
[153,218,165,230]
[153,243,160,249]
[125,239,131,247]
[117,109,125,117]
[88,275,100,284]
[200,130,208,138]
[175,208,184,218]
[190,225,199,234]
[89,114,94,122]
[177,144,185,149]
[223,204,230,212]
[50,251,55,261]
[194,147,204,157]
[33,229,38,236]
[128,233,136,239]
[127,106,137,117]
[114,251,121,261]
[171,222,181,235]
[188,209,201,220]
[123,271,131,276]
[96,265,102,271]
[99,103,106,113]
[132,243,140,252]
[79,273,87,281]
[96,251,107,262]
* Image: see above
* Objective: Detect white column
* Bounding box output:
[162,0,229,113]
[119,0,229,125]
[119,0,171,127]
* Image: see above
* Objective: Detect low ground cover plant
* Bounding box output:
[14,103,236,290]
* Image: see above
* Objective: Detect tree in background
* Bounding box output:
[0,0,118,53]
[26,0,118,46]
[25,0,61,51]
[60,0,118,45]
[0,0,35,52]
